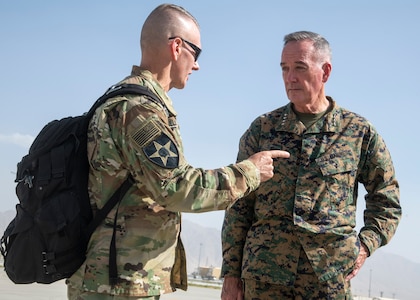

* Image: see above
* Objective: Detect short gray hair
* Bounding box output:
[284,31,332,63]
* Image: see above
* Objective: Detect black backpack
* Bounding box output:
[0,84,163,284]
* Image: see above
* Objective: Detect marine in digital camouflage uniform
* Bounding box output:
[66,4,290,300]
[221,31,401,300]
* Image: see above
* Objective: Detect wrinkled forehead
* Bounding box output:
[281,40,316,63]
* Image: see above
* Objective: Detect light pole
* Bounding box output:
[198,243,203,269]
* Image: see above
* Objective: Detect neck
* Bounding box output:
[139,64,171,92]
[292,96,330,114]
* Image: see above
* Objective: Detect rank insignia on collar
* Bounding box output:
[143,133,179,168]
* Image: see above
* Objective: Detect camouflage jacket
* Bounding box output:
[66,67,260,297]
[221,98,401,285]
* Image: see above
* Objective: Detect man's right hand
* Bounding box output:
[247,150,290,182]
[221,276,243,300]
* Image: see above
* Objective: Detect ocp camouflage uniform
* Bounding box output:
[66,66,260,299]
[221,97,401,299]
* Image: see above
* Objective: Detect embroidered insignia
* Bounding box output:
[143,133,179,168]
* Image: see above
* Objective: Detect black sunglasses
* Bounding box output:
[169,36,201,61]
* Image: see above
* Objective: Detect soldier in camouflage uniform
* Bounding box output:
[221,31,401,300]
[66,4,290,300]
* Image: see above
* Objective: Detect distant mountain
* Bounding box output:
[181,219,223,273]
[349,250,420,300]
[0,210,14,233]
[1,211,419,300]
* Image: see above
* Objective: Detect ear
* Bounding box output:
[322,62,332,82]
[169,38,182,61]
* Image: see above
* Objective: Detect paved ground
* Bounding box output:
[0,271,221,299]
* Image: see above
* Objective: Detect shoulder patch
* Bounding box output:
[143,133,179,169]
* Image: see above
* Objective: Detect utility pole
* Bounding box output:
[368,269,372,298]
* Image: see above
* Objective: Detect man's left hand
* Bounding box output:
[346,243,369,281]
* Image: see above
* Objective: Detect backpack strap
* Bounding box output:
[87,83,166,119]
[85,84,163,286]
[85,176,134,237]
[85,83,163,237]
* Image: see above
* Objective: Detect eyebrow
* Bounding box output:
[280,61,307,66]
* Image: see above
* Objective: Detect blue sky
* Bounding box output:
[1,1,419,265]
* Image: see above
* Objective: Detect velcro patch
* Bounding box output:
[143,133,179,169]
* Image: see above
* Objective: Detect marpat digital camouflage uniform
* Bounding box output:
[221,97,401,297]
[66,66,260,298]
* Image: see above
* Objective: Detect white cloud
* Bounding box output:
[0,133,34,148]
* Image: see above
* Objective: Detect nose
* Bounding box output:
[284,70,296,83]
[193,61,200,71]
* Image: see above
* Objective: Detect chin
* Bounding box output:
[171,82,186,90]
[179,82,187,89]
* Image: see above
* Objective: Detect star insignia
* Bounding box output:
[143,133,179,168]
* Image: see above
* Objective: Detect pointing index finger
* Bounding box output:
[268,150,290,159]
